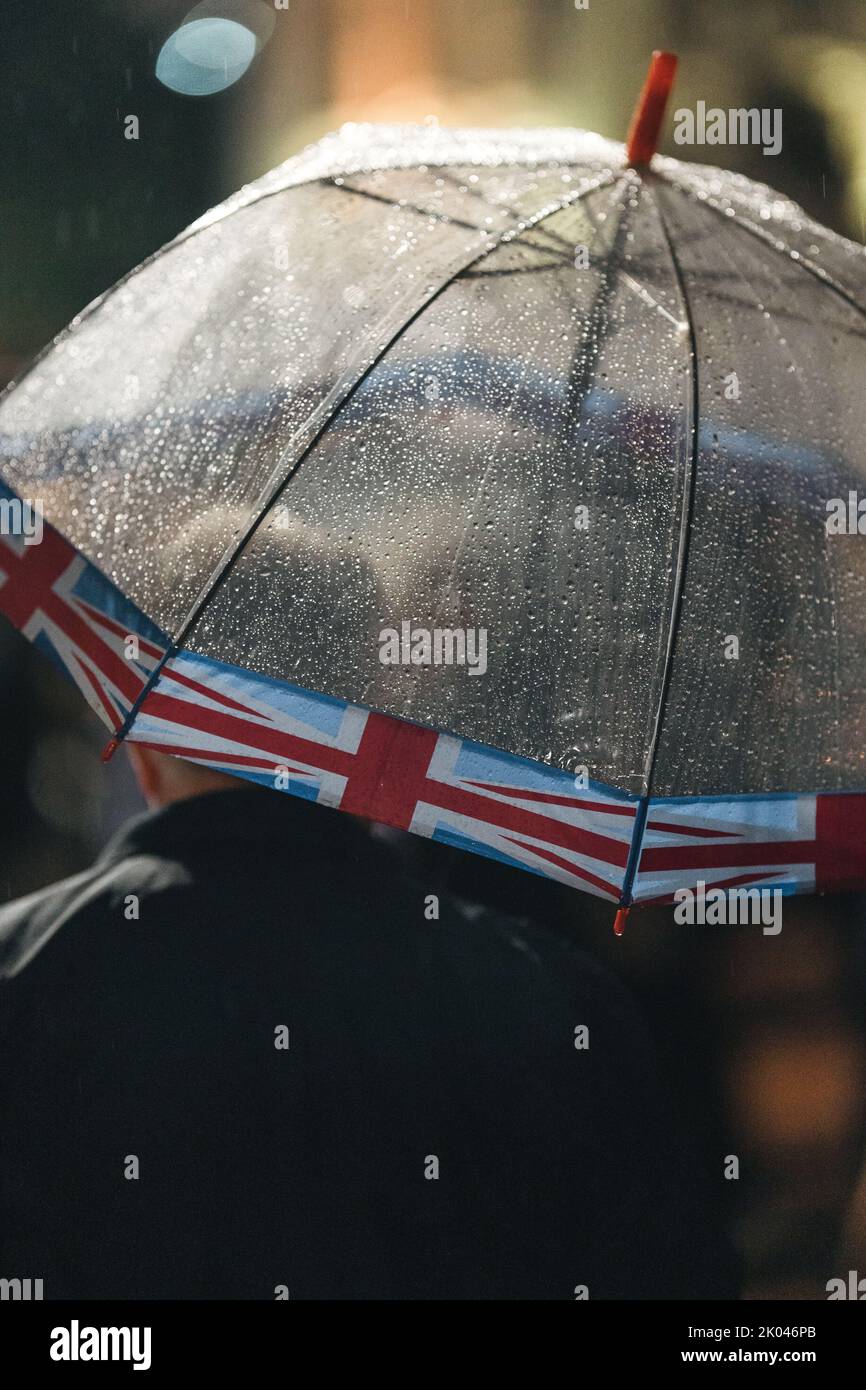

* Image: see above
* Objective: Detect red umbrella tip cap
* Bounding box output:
[612,906,630,937]
[626,50,678,167]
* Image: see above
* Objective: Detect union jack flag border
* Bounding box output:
[2,482,865,909]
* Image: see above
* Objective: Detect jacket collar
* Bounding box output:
[0,788,374,981]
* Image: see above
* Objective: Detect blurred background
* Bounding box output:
[2,0,866,1299]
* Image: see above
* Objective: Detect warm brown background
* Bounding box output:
[2,0,866,1298]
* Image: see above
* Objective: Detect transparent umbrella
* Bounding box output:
[2,54,866,929]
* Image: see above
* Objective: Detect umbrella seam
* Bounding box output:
[432,168,588,256]
[319,177,512,239]
[109,170,626,751]
[659,174,866,322]
[619,173,701,908]
[333,176,583,265]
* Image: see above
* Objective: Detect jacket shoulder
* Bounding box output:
[0,852,188,979]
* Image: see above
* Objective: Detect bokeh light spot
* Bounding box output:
[156,18,257,96]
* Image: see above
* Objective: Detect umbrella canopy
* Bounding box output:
[2,114,866,917]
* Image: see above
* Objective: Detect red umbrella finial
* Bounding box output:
[626,50,678,167]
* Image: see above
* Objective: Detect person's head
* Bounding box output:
[127,745,246,809]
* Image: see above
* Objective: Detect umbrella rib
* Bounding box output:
[331,175,598,271]
[328,178,581,272]
[432,168,590,256]
[324,177,501,237]
[658,174,866,323]
[619,174,701,909]
[109,170,626,752]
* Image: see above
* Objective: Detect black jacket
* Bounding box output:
[0,786,736,1299]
